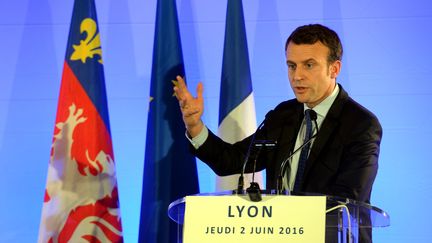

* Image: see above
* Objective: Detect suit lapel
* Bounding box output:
[304,86,349,179]
[274,103,303,173]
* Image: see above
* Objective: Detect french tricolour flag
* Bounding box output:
[216,0,263,191]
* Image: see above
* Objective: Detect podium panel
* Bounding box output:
[184,195,326,242]
[168,191,390,243]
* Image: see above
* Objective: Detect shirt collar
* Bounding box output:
[303,84,340,119]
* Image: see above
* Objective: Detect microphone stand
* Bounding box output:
[235,110,275,195]
[246,146,263,202]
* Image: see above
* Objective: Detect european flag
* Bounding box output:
[139,0,199,242]
[216,0,262,191]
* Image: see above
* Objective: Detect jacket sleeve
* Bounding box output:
[191,128,253,176]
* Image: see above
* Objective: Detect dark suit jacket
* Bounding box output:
[193,86,382,242]
[194,86,382,203]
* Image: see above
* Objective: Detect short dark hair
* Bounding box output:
[285,24,343,63]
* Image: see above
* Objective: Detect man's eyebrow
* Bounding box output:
[302,58,317,63]
[286,58,317,65]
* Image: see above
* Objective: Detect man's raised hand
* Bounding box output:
[173,75,204,137]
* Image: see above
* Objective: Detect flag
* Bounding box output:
[216,0,263,191]
[38,0,123,242]
[138,0,199,242]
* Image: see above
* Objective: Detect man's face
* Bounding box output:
[286,41,341,108]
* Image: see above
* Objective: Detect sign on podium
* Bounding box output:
[168,191,390,243]
[184,195,326,243]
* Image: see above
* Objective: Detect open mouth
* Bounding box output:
[294,87,308,93]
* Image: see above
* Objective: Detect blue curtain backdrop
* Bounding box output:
[0,0,431,242]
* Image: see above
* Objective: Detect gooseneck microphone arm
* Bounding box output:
[277,110,319,194]
[236,124,262,194]
[236,110,275,194]
[246,145,264,202]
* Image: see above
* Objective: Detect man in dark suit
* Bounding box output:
[174,24,382,242]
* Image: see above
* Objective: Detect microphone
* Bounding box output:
[246,140,277,202]
[253,140,277,148]
[276,110,318,194]
[236,110,275,196]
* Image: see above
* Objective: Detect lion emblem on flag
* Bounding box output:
[39,103,122,243]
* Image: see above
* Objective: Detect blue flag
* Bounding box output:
[139,0,199,242]
[216,0,262,191]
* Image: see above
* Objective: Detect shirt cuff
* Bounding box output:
[185,126,209,149]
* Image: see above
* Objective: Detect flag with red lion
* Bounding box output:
[38,0,123,242]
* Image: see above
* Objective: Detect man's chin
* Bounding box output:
[294,96,308,104]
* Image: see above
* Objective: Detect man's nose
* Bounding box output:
[292,68,304,82]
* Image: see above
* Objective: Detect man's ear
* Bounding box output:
[330,60,342,79]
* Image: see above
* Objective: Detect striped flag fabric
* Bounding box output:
[216,0,263,191]
[38,0,123,242]
[138,0,199,242]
